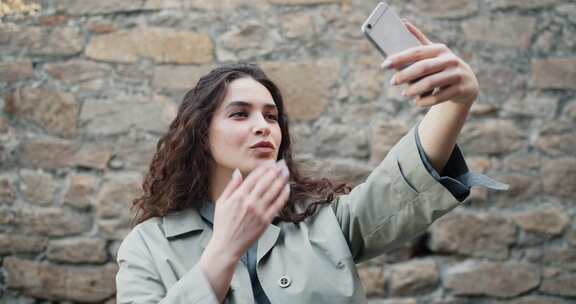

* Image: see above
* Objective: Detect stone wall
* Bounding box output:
[1,0,575,303]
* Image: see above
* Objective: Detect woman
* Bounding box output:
[116,22,505,303]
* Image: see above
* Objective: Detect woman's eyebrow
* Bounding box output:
[225,101,277,111]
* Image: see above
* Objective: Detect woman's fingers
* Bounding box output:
[403,20,432,45]
[391,54,459,86]
[403,68,463,98]
[258,169,289,209]
[250,160,287,200]
[415,84,461,107]
[231,160,276,199]
[264,183,290,221]
[219,169,243,202]
[384,43,448,70]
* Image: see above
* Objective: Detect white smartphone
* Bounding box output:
[361,2,420,58]
[362,2,434,97]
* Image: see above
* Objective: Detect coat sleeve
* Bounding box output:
[116,228,219,304]
[331,124,467,263]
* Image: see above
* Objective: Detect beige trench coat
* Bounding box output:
[116,126,466,303]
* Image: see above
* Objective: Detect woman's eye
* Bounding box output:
[230,111,248,118]
[266,114,278,121]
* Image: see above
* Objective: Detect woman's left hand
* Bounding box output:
[382,20,479,107]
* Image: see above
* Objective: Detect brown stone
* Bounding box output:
[0,176,16,205]
[541,157,576,198]
[280,12,315,39]
[219,22,279,60]
[0,25,82,56]
[470,103,498,116]
[503,92,558,118]
[4,257,117,302]
[80,95,176,135]
[389,260,438,296]
[261,60,339,121]
[146,0,271,10]
[54,0,146,15]
[467,157,492,173]
[513,207,570,237]
[98,218,132,240]
[350,68,384,102]
[0,234,48,254]
[535,121,576,156]
[45,60,112,85]
[0,24,42,52]
[492,173,541,207]
[73,143,113,170]
[407,0,478,18]
[357,266,385,297]
[429,213,516,260]
[86,28,213,64]
[18,138,111,170]
[542,245,576,270]
[86,20,117,34]
[568,229,576,246]
[111,133,158,171]
[0,60,33,83]
[6,88,78,138]
[371,120,409,164]
[63,174,98,209]
[152,64,214,91]
[490,0,563,9]
[460,120,526,155]
[498,154,541,172]
[39,15,71,27]
[563,99,576,120]
[36,27,83,56]
[18,138,75,169]
[532,58,576,89]
[97,172,142,220]
[462,15,536,48]
[47,238,108,263]
[474,63,524,102]
[268,0,339,5]
[294,155,371,185]
[15,207,91,237]
[510,296,566,304]
[18,169,57,205]
[315,124,369,159]
[540,274,576,297]
[444,261,540,297]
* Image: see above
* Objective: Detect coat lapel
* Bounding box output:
[257,223,281,264]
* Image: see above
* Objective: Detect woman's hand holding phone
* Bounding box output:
[383,21,480,107]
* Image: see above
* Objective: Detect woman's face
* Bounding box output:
[208,77,282,176]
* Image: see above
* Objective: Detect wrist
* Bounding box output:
[204,239,242,265]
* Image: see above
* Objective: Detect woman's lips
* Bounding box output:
[252,146,274,153]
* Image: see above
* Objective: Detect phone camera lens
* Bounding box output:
[367,24,372,30]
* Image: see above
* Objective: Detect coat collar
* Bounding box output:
[257,223,281,264]
[162,205,282,261]
[162,208,205,238]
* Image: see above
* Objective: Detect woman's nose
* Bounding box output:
[252,114,271,136]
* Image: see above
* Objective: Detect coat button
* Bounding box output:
[278,275,291,288]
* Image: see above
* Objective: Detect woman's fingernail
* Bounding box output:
[401,89,407,97]
[381,59,392,69]
[232,168,241,180]
[389,76,396,85]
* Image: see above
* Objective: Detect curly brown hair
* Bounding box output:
[132,63,350,225]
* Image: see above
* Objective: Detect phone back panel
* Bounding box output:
[361,2,420,57]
